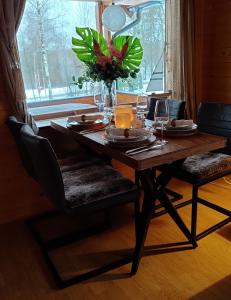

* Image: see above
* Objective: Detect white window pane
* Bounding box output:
[17,0,97,104]
[117,3,165,94]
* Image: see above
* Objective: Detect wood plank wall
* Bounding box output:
[1,0,231,224]
[195,0,231,104]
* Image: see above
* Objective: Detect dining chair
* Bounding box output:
[20,124,140,288]
[7,116,38,179]
[174,102,231,240]
[7,116,120,254]
[146,98,186,121]
[7,116,103,177]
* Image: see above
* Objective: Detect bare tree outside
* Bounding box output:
[17,0,165,103]
[25,0,54,99]
[117,3,165,93]
[17,0,97,103]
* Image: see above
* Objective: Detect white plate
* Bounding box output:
[105,128,151,141]
[156,124,197,133]
[104,134,148,143]
[105,135,156,149]
[165,124,194,131]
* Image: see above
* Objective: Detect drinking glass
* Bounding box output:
[136,94,148,123]
[154,99,169,146]
[93,82,104,112]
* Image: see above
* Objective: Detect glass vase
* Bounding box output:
[101,80,117,122]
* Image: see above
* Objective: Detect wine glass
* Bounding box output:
[154,99,169,146]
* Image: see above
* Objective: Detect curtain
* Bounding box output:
[0,0,37,130]
[166,0,197,120]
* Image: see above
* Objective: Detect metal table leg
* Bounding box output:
[131,160,197,275]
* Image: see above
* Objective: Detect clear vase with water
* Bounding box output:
[101,80,117,122]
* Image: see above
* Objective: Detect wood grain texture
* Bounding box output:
[51,119,227,170]
[195,0,231,103]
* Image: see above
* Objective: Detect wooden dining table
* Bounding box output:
[51,118,227,275]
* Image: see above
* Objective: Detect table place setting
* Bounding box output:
[66,114,108,132]
[155,119,198,137]
[103,127,156,150]
[64,98,198,154]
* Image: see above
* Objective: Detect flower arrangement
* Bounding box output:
[72,27,143,93]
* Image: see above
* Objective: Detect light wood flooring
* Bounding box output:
[1,162,231,300]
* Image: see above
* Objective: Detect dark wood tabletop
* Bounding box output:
[51,118,227,171]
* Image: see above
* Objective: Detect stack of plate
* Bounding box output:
[156,123,198,137]
[67,115,107,131]
[104,128,156,149]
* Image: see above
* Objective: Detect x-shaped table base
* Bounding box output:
[131,159,198,275]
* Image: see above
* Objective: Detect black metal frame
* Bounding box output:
[135,170,183,218]
[131,160,197,275]
[191,189,231,241]
[26,203,139,289]
[175,169,231,241]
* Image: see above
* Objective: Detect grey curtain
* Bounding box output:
[166,0,197,120]
[0,0,37,129]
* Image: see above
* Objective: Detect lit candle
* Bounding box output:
[114,105,133,128]
[115,113,132,128]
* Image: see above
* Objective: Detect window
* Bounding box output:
[17,0,166,105]
[17,0,97,104]
[117,1,166,94]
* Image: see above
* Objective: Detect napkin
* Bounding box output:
[67,114,103,123]
[171,119,194,127]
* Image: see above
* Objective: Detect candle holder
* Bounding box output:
[114,105,133,129]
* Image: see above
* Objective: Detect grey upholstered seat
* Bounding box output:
[63,163,137,209]
[173,102,231,241]
[20,124,139,287]
[20,125,139,214]
[181,152,231,180]
[59,152,102,172]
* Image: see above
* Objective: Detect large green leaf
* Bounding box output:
[72,27,109,63]
[113,35,143,71]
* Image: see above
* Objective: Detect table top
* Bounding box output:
[51,118,227,171]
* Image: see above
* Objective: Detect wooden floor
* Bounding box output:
[1,162,231,300]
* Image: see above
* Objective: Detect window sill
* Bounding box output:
[29,103,98,121]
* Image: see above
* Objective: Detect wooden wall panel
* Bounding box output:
[195,0,231,104]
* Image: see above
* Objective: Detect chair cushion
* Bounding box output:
[181,152,231,179]
[63,163,137,209]
[59,152,102,172]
